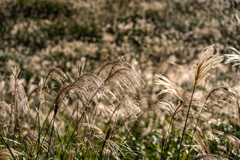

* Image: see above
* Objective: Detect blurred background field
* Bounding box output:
[1,0,240,159]
[1,0,240,83]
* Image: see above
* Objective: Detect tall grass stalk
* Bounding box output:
[177,45,222,159]
[177,87,196,160]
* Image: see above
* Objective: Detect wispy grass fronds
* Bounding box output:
[98,58,144,98]
[105,139,123,160]
[97,57,125,76]
[206,87,240,124]
[151,100,178,117]
[10,67,29,113]
[117,95,141,119]
[44,68,67,86]
[104,68,143,96]
[156,74,183,101]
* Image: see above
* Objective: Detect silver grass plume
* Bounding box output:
[104,68,143,96]
[10,67,29,114]
[225,47,240,67]
[10,67,29,135]
[100,57,144,97]
[54,73,103,115]
[177,45,223,160]
[193,45,223,88]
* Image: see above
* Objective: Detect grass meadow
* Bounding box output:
[1,0,240,159]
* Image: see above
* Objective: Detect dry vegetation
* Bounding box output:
[1,0,240,159]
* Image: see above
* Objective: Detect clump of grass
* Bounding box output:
[0,57,147,159]
[1,44,240,159]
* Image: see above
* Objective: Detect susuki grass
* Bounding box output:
[1,0,240,159]
[1,43,240,159]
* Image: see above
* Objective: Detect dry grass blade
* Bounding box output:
[193,154,223,160]
[156,74,183,101]
[193,45,223,88]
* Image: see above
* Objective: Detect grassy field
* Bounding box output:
[1,0,240,159]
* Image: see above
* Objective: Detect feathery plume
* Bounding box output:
[156,74,183,101]
[193,45,223,88]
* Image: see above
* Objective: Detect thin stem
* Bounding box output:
[177,87,196,160]
[186,103,206,160]
[46,116,55,159]
[0,134,16,160]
